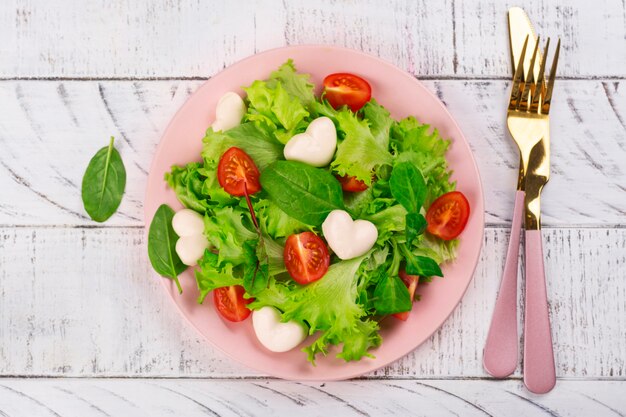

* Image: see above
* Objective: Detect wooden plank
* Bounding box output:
[1,80,624,227]
[0,378,624,416]
[1,0,624,78]
[1,227,624,378]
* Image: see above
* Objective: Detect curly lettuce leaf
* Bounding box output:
[203,206,256,265]
[362,99,393,149]
[268,59,315,105]
[195,251,241,303]
[391,117,456,204]
[202,122,284,172]
[164,162,210,213]
[255,199,312,239]
[243,62,313,144]
[281,256,381,363]
[331,109,393,185]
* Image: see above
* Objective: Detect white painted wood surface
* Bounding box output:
[1,0,625,415]
[1,379,625,417]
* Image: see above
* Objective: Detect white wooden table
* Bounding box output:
[1,1,625,415]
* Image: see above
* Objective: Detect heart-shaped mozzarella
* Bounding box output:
[211,92,246,132]
[283,117,337,167]
[172,209,205,237]
[252,306,308,353]
[322,210,378,260]
[175,234,209,266]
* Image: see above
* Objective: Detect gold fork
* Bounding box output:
[507,35,561,394]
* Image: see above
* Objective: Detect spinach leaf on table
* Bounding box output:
[260,161,345,226]
[148,204,187,293]
[81,136,126,222]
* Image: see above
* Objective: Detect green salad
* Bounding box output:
[156,60,468,364]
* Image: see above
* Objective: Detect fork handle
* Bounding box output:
[523,229,556,394]
[483,190,524,378]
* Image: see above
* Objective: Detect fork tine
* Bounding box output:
[509,35,529,111]
[530,38,550,113]
[542,38,561,114]
[518,36,540,111]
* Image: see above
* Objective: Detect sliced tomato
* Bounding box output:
[426,191,470,241]
[393,270,420,321]
[213,285,252,322]
[284,232,330,285]
[217,147,261,196]
[323,73,372,112]
[336,174,368,192]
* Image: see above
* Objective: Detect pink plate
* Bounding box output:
[144,45,484,380]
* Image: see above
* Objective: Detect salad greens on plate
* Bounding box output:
[151,60,469,364]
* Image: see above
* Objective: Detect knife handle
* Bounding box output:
[523,229,556,394]
[483,190,524,378]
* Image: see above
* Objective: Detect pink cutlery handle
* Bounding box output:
[523,229,556,394]
[483,190,524,378]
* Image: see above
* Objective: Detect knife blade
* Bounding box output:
[508,7,543,83]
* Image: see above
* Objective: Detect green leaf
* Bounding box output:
[331,109,393,185]
[260,161,345,226]
[366,204,407,245]
[401,243,443,278]
[202,122,284,172]
[255,199,312,239]
[390,117,456,206]
[147,204,186,293]
[268,59,315,105]
[195,251,241,303]
[373,271,412,315]
[244,262,269,295]
[389,161,427,213]
[81,136,126,222]
[271,82,309,133]
[164,162,210,213]
[406,212,427,246]
[241,240,270,295]
[362,100,393,150]
[203,206,257,265]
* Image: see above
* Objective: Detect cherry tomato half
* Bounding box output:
[217,147,261,196]
[336,174,369,192]
[426,191,470,241]
[284,232,330,285]
[323,73,372,112]
[213,285,252,322]
[393,270,420,321]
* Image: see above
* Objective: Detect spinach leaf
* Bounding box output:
[81,136,126,222]
[401,243,443,279]
[406,212,428,246]
[373,269,412,315]
[389,162,427,213]
[260,161,345,226]
[148,204,187,293]
[242,240,270,295]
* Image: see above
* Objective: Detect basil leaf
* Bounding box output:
[148,204,187,293]
[373,273,412,316]
[406,212,427,246]
[81,136,126,222]
[260,161,345,226]
[389,161,427,213]
[402,243,443,278]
